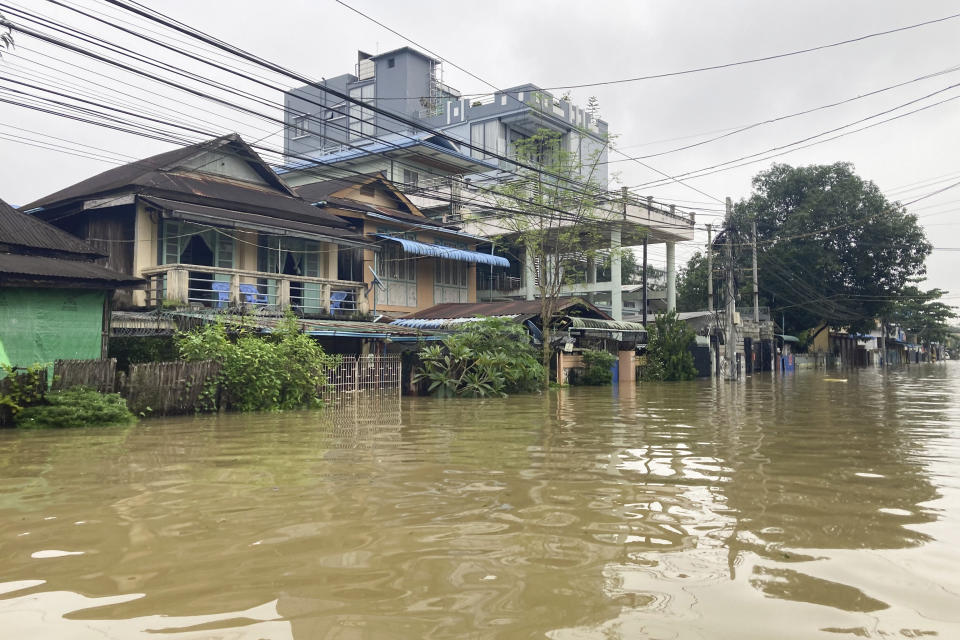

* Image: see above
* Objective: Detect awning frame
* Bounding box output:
[374,234,509,267]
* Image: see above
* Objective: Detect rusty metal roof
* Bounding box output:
[0,198,103,259]
[0,252,143,287]
[400,298,611,321]
[23,135,352,231]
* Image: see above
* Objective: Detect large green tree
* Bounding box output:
[730,163,931,334]
[887,286,956,343]
[676,251,710,312]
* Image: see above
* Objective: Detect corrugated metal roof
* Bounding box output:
[400,298,611,321]
[391,315,519,329]
[142,196,371,246]
[374,235,509,267]
[568,317,648,331]
[25,134,296,210]
[0,198,103,258]
[0,252,143,286]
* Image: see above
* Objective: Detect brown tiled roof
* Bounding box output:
[0,198,102,259]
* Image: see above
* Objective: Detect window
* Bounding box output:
[349,83,376,140]
[403,168,419,190]
[470,120,505,160]
[292,114,309,139]
[387,57,395,68]
[376,231,418,307]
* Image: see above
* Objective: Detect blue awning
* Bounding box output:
[374,234,509,267]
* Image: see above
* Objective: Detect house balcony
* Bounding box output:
[141,264,368,316]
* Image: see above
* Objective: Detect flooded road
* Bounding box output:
[1,364,959,639]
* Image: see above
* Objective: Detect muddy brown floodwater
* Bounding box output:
[1,364,959,638]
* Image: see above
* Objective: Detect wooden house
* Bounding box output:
[21,134,373,316]
[294,174,508,315]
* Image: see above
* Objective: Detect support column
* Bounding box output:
[524,248,536,301]
[586,255,597,303]
[610,227,622,321]
[666,241,676,313]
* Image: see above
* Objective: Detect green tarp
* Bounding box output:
[0,288,104,370]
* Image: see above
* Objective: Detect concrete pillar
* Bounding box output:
[586,255,597,284]
[524,248,536,301]
[610,227,622,321]
[666,241,676,313]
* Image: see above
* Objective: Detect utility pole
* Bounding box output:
[724,197,737,381]
[752,217,759,324]
[706,224,713,313]
[707,223,718,378]
[642,234,648,326]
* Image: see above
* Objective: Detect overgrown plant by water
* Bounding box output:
[15,387,135,428]
[176,314,339,411]
[414,317,544,397]
[642,310,698,382]
[574,349,617,385]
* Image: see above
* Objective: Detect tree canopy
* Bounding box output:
[886,286,956,343]
[727,163,932,334]
[676,251,710,312]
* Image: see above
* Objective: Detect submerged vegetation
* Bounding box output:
[414,317,544,397]
[574,349,617,385]
[176,314,338,411]
[15,388,135,428]
[642,311,698,382]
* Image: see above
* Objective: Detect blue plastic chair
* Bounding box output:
[211,281,230,308]
[330,290,349,313]
[238,284,267,305]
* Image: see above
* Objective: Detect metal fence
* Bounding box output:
[322,355,403,400]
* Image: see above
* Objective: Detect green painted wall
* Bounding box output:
[0,288,105,369]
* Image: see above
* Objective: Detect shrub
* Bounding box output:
[577,349,617,385]
[642,310,698,381]
[414,317,544,397]
[15,387,135,428]
[176,314,338,412]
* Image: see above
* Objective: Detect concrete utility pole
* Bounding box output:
[641,234,648,326]
[752,217,759,324]
[706,224,713,313]
[724,197,737,381]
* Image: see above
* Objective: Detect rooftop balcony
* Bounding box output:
[141,264,368,316]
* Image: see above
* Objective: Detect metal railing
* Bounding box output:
[141,264,367,315]
[478,273,522,293]
[321,354,403,400]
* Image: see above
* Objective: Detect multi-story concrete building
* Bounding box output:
[282,48,694,320]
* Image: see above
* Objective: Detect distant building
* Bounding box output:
[0,197,140,369]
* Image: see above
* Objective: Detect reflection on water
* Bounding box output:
[1,367,959,638]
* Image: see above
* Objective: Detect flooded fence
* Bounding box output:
[322,355,402,402]
[122,360,221,415]
[53,358,117,393]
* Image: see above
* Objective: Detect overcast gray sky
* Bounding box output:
[1,0,958,303]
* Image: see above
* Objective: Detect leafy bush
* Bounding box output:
[642,310,698,381]
[576,349,617,385]
[414,317,544,397]
[15,387,135,428]
[176,314,338,412]
[0,363,47,418]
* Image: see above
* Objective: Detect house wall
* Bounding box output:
[0,287,106,370]
[132,202,158,306]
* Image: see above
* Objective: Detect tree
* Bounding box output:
[642,311,698,381]
[730,163,931,334]
[586,96,601,121]
[0,12,12,57]
[491,127,609,388]
[676,251,710,311]
[887,286,957,344]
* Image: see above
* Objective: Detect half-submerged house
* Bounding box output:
[293,173,508,315]
[21,134,372,316]
[0,197,141,368]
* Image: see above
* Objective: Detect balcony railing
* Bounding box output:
[141,264,368,316]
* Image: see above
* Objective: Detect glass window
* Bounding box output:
[292,115,309,138]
